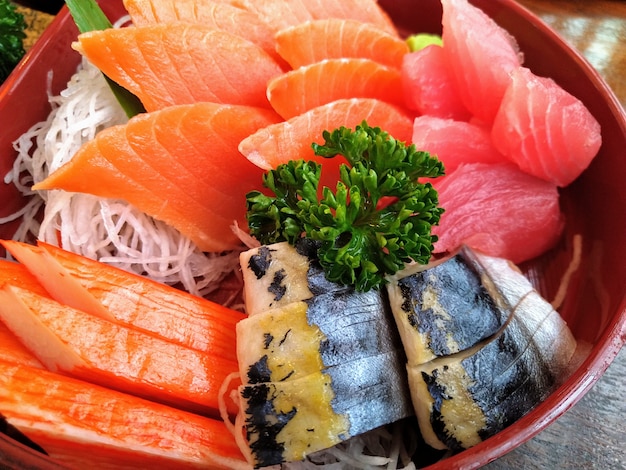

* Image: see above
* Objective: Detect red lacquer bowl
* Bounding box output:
[0,0,625,468]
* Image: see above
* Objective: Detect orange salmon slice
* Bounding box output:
[239,98,414,189]
[275,18,408,69]
[33,103,282,252]
[123,0,285,65]
[74,22,283,111]
[267,58,406,119]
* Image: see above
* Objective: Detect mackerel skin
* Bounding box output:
[240,240,347,316]
[237,287,404,384]
[406,260,577,451]
[388,249,518,365]
[239,349,413,468]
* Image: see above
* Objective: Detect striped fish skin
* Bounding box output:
[237,287,404,384]
[388,248,516,365]
[240,240,347,316]
[239,350,413,468]
[391,247,577,451]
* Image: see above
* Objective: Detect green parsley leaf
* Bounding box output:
[246,121,445,292]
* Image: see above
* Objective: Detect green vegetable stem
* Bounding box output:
[0,0,26,84]
[66,0,145,117]
[246,121,445,291]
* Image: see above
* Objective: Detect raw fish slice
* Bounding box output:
[431,163,564,264]
[491,67,602,187]
[33,103,281,252]
[240,240,348,315]
[402,44,471,120]
[0,286,240,417]
[0,361,247,469]
[441,0,523,123]
[387,248,516,365]
[412,116,505,174]
[123,0,284,64]
[74,23,283,111]
[243,0,397,35]
[237,288,403,384]
[239,98,414,190]
[409,289,576,451]
[239,350,413,467]
[275,18,409,70]
[267,58,406,119]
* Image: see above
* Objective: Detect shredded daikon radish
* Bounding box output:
[4,58,241,299]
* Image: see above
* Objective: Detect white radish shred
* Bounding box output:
[3,58,241,299]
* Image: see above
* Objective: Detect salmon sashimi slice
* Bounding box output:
[73,23,283,111]
[244,0,397,35]
[0,285,240,417]
[33,103,282,252]
[123,0,284,65]
[267,58,406,119]
[0,360,248,469]
[1,239,244,359]
[239,98,414,189]
[275,18,409,70]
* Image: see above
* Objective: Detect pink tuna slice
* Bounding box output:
[441,0,523,124]
[432,162,564,264]
[491,67,602,187]
[412,115,505,174]
[402,44,471,121]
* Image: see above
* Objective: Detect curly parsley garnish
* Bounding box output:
[246,121,445,291]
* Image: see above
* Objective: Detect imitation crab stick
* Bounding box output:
[1,239,243,359]
[0,285,240,418]
[0,258,49,295]
[0,360,248,469]
[0,323,43,369]
[32,102,281,252]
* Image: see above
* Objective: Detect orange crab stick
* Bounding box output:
[1,240,244,360]
[0,285,240,418]
[0,359,249,469]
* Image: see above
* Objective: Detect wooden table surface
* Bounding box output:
[486,1,626,468]
[10,1,626,469]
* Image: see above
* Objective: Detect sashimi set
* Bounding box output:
[0,0,608,468]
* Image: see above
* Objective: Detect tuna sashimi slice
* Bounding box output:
[412,116,505,174]
[33,103,282,252]
[402,45,471,121]
[267,58,406,119]
[441,0,523,123]
[0,360,247,469]
[123,0,285,65]
[243,0,397,35]
[238,98,414,190]
[491,67,602,187]
[74,23,283,111]
[0,285,239,417]
[432,162,564,264]
[275,18,409,70]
